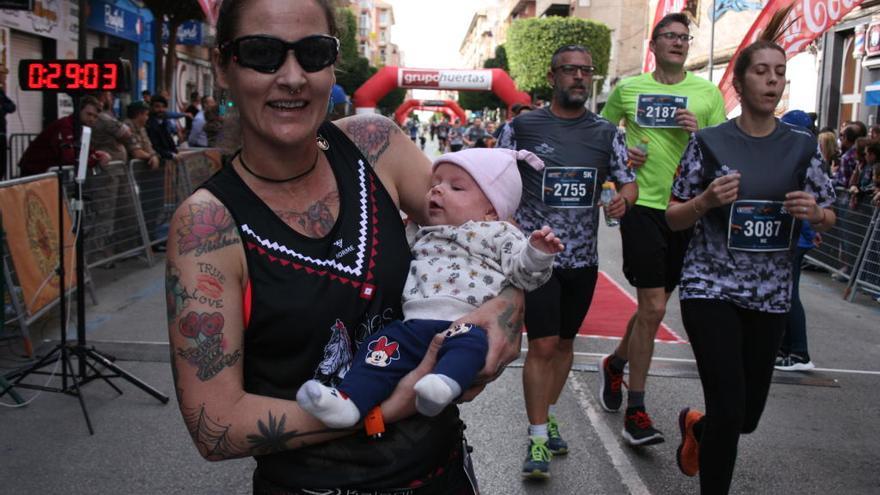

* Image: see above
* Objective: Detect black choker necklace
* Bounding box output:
[235,149,320,183]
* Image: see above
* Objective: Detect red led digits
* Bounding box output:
[83,63,99,90]
[65,64,82,89]
[45,63,62,89]
[102,63,118,90]
[18,60,126,92]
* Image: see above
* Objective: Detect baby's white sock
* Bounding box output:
[295,380,360,428]
[413,374,461,417]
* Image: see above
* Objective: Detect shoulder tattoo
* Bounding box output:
[341,115,400,165]
[176,200,241,256]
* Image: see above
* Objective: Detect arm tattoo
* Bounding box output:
[497,288,524,344]
[176,310,241,381]
[183,404,242,460]
[342,115,399,165]
[165,261,191,324]
[273,191,340,238]
[176,200,241,256]
[247,411,345,454]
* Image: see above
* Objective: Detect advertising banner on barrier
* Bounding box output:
[0,176,75,315]
[397,69,493,90]
[719,0,864,112]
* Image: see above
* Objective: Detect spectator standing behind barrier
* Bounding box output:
[146,95,179,162]
[817,130,840,174]
[0,67,16,179]
[776,110,821,372]
[188,96,216,148]
[833,124,864,188]
[91,91,136,260]
[184,91,200,139]
[123,101,161,170]
[203,102,224,147]
[19,95,110,176]
[125,100,165,247]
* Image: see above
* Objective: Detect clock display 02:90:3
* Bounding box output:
[21,60,121,91]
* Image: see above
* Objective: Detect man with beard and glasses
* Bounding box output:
[499,44,637,480]
[598,12,726,448]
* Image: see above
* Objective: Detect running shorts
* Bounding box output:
[620,205,692,292]
[524,266,598,340]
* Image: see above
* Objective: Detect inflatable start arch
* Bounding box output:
[353,67,531,114]
[394,99,467,125]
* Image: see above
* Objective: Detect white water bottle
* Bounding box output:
[601,182,619,227]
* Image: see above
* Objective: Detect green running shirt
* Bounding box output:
[601,72,726,210]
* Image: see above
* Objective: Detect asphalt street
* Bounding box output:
[1,135,878,494]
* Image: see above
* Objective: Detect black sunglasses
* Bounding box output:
[220,34,339,73]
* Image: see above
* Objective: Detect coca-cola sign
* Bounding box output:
[398,69,493,90]
[719,0,864,112]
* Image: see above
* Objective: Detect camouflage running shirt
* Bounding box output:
[671,120,836,313]
[499,107,634,268]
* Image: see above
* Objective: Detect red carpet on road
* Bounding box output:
[578,271,687,344]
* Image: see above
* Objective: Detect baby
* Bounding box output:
[297,148,563,427]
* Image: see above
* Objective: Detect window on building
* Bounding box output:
[380,29,386,42]
[839,34,862,123]
[379,10,389,26]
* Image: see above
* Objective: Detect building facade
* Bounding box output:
[0,0,212,136]
[351,0,400,67]
[816,3,880,130]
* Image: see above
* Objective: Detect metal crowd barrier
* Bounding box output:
[845,202,880,301]
[6,133,38,180]
[804,187,880,301]
[0,148,223,350]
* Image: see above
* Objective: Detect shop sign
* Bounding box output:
[161,20,202,45]
[87,0,147,43]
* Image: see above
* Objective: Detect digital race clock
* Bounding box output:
[18,59,130,92]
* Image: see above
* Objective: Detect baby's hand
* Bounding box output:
[529,226,564,254]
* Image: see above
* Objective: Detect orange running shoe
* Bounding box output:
[676,407,703,477]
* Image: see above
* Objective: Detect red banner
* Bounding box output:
[719,0,864,112]
[643,0,689,73]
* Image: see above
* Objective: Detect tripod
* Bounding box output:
[0,151,168,434]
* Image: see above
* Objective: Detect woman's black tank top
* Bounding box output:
[201,121,462,489]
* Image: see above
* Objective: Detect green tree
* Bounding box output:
[458,45,507,112]
[507,17,611,96]
[334,7,375,96]
[143,0,205,92]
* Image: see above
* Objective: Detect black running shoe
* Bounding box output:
[622,407,665,446]
[598,354,625,412]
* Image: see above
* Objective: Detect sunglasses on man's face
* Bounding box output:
[221,34,339,73]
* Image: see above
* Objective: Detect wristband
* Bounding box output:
[364,406,385,439]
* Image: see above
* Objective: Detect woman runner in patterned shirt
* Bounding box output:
[663,9,836,494]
